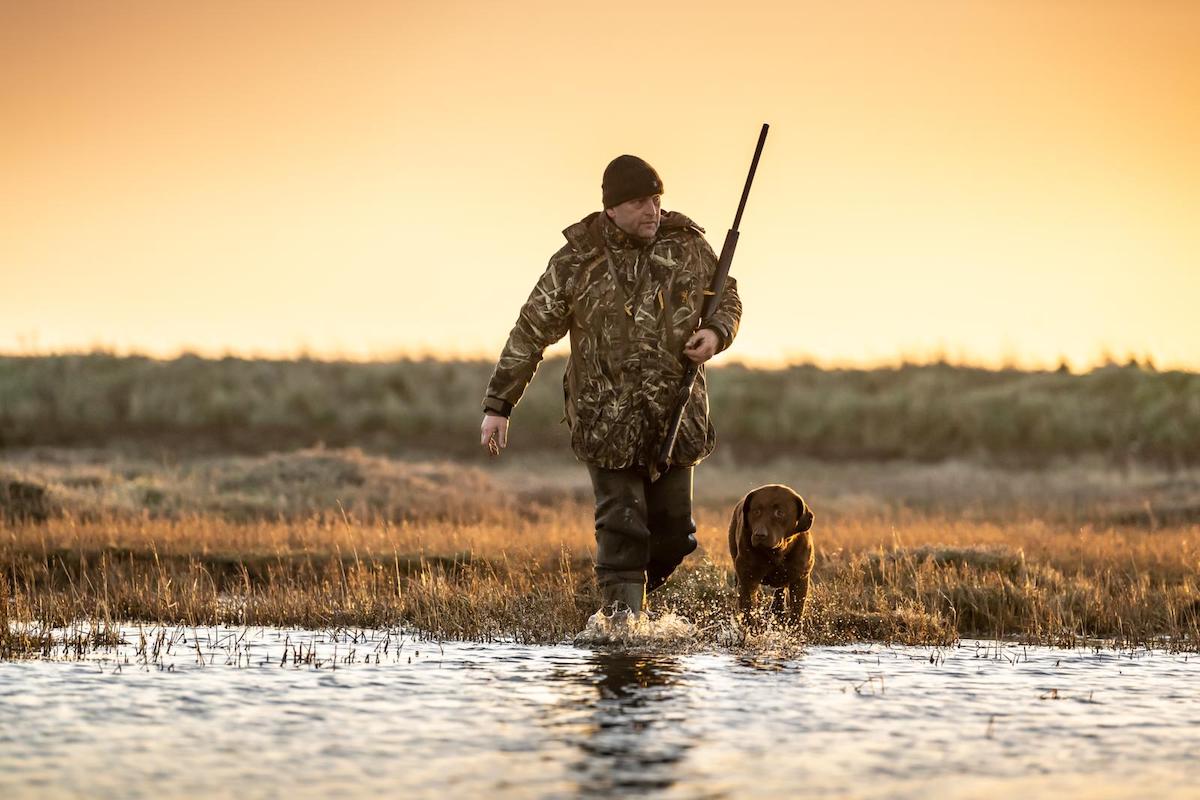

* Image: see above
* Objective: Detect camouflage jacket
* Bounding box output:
[483,210,742,471]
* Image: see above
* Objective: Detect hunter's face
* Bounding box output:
[606,194,662,240]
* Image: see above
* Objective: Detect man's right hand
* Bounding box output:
[480,413,509,456]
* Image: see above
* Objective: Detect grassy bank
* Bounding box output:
[5,446,1200,526]
[2,353,1198,466]
[3,450,1198,656]
[4,510,1197,656]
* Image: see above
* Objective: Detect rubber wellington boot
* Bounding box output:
[601,581,645,618]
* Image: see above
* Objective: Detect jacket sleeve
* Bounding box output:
[696,237,741,353]
[481,254,573,416]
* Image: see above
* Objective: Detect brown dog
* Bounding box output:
[728,484,815,626]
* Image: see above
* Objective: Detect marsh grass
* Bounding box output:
[4,500,1198,657]
[4,448,1199,657]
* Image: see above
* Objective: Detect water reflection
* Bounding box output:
[551,651,694,797]
[4,631,1197,799]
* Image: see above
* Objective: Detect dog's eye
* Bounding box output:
[774,509,784,518]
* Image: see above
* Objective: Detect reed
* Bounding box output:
[4,504,1197,656]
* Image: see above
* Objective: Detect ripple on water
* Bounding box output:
[0,626,1198,799]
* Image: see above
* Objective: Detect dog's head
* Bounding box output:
[740,484,814,550]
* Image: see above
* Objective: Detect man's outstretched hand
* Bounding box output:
[683,328,720,364]
[480,413,509,456]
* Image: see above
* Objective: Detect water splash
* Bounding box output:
[710,618,810,659]
[572,608,696,647]
[571,608,811,658]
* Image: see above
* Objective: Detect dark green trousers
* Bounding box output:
[587,464,698,595]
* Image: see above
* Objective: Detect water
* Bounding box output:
[1,625,1198,799]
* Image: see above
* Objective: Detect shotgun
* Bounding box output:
[654,123,769,480]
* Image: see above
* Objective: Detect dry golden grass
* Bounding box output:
[4,447,1199,656]
[4,498,1198,656]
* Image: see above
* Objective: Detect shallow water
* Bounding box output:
[1,626,1198,799]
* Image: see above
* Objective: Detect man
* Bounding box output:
[479,154,742,617]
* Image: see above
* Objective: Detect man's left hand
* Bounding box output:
[683,329,720,364]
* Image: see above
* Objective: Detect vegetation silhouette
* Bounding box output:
[2,353,1197,467]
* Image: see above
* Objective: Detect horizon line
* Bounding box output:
[0,344,1187,376]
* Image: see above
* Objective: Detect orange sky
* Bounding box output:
[2,0,1198,369]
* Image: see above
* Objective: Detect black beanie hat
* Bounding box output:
[602,155,663,209]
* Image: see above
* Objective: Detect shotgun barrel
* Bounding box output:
[653,123,769,479]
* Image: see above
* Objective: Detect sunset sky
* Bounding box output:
[3,1,1197,370]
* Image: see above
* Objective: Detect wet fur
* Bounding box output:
[727,484,815,627]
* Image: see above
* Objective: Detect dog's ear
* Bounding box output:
[793,492,814,533]
[728,492,751,559]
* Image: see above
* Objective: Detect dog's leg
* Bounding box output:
[786,576,810,629]
[736,578,758,627]
[770,588,786,620]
